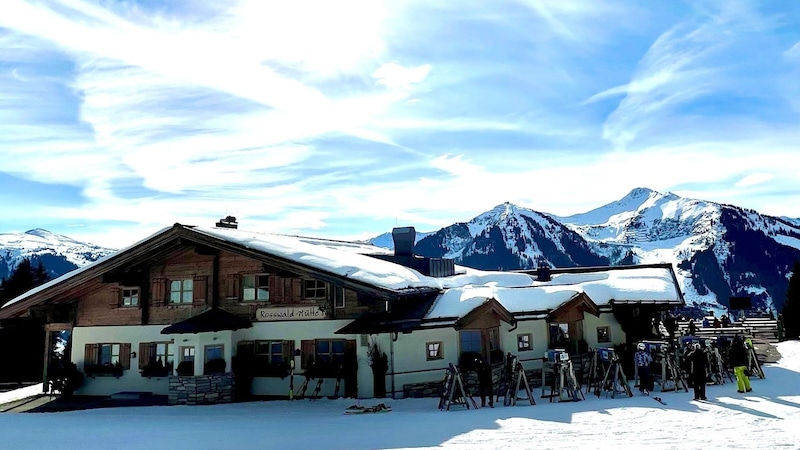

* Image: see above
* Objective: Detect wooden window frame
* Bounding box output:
[169,279,194,304]
[83,342,131,376]
[139,341,174,377]
[303,279,327,300]
[426,341,443,361]
[596,326,611,343]
[121,287,140,307]
[517,333,533,351]
[242,274,270,302]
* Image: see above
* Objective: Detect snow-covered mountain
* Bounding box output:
[386,202,608,271]
[371,189,800,314]
[0,229,116,281]
[553,188,800,313]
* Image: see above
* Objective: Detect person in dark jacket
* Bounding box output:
[475,358,494,407]
[687,343,708,400]
[634,343,654,395]
[728,335,752,393]
[688,319,697,336]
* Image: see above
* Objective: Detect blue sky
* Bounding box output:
[2,0,800,248]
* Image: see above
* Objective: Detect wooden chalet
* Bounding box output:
[0,219,684,404]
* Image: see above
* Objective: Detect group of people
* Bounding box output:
[633,334,753,401]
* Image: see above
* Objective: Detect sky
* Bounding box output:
[1,340,799,449]
[2,1,800,248]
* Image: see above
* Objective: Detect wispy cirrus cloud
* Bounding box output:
[2,0,800,247]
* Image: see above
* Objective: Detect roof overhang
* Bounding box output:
[454,297,515,330]
[547,292,600,322]
[160,307,252,334]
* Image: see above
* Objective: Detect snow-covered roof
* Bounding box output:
[1,223,682,322]
[425,267,681,320]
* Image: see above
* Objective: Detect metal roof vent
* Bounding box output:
[392,226,416,257]
[215,216,238,229]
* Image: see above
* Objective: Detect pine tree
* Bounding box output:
[783,261,800,340]
[0,258,51,307]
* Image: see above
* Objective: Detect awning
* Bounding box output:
[161,307,253,334]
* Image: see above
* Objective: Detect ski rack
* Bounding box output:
[495,353,534,406]
[634,340,687,393]
[590,348,632,398]
[541,350,583,402]
[439,363,478,411]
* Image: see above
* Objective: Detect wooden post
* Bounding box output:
[42,328,51,393]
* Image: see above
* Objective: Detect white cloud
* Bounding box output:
[735,173,774,188]
[372,62,431,90]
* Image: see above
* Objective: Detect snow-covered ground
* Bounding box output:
[2,342,800,450]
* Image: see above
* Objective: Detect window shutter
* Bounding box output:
[271,276,283,304]
[291,279,302,303]
[84,344,99,369]
[193,275,207,306]
[120,343,132,370]
[108,287,120,308]
[301,340,315,370]
[225,274,239,299]
[151,278,166,306]
[282,340,295,363]
[139,342,152,370]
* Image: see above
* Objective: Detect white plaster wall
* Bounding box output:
[72,325,174,396]
[582,313,626,349]
[231,319,370,398]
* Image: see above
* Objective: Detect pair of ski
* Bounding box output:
[344,403,392,415]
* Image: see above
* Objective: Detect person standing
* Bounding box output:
[634,343,654,395]
[475,357,494,408]
[728,335,752,394]
[687,343,708,400]
[688,319,697,336]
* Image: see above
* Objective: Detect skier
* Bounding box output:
[634,343,654,395]
[687,319,697,336]
[475,357,494,408]
[728,335,752,394]
[687,342,708,400]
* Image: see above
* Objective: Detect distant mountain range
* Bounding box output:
[370,188,800,314]
[3,189,799,314]
[0,229,115,281]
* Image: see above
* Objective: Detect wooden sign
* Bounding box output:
[256,306,326,321]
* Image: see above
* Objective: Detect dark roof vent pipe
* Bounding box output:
[392,226,416,257]
[536,265,552,282]
[215,216,238,229]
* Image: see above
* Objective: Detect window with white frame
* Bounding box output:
[243,274,270,302]
[517,333,533,351]
[333,287,345,309]
[303,279,326,300]
[169,279,193,304]
[122,287,139,307]
[426,341,443,360]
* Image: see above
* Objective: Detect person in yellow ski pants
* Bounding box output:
[728,335,752,393]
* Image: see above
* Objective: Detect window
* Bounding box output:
[517,333,533,351]
[597,326,611,343]
[237,340,294,377]
[84,343,131,376]
[333,287,345,309]
[549,323,570,348]
[426,341,443,360]
[122,287,139,307]
[204,345,225,375]
[303,279,326,300]
[243,274,270,302]
[100,343,120,366]
[169,279,193,304]
[315,339,345,366]
[139,342,174,376]
[460,330,482,354]
[176,346,195,376]
[301,339,354,378]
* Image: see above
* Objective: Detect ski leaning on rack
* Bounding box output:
[439,363,477,410]
[501,355,534,406]
[288,359,295,400]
